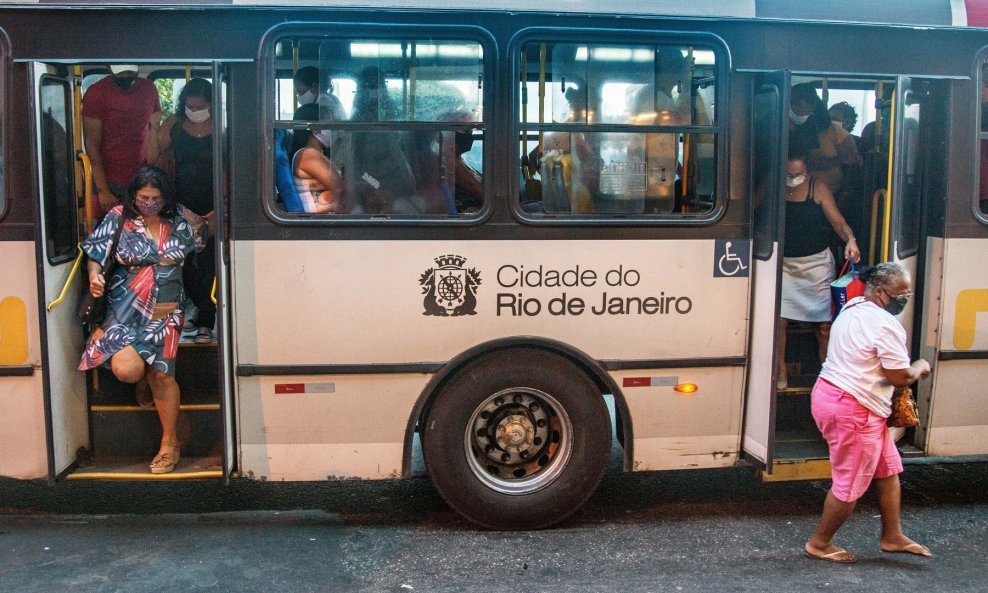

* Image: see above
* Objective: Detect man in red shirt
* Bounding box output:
[83,65,163,217]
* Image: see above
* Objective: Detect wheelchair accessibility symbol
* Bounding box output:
[713,240,749,278]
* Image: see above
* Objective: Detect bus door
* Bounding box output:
[742,71,789,471]
[885,76,957,453]
[30,62,89,480]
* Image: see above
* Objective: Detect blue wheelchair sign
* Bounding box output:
[713,240,750,278]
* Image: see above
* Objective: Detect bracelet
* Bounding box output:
[846,235,856,243]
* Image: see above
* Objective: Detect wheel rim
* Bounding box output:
[463,387,573,495]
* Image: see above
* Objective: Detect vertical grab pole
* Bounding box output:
[881,93,897,262]
[538,43,546,150]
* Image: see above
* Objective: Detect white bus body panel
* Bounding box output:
[233,239,750,480]
[924,237,988,456]
[0,241,48,479]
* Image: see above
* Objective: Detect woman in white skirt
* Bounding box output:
[777,151,860,388]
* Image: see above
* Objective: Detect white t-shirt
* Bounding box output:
[818,297,911,417]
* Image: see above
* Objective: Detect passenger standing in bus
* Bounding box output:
[291,127,345,213]
[790,83,861,194]
[293,66,347,122]
[158,78,217,344]
[78,166,209,474]
[82,65,163,219]
[804,262,932,563]
[777,151,860,389]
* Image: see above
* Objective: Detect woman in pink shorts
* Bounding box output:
[804,262,932,563]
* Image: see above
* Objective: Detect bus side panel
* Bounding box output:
[615,366,744,471]
[237,375,429,481]
[926,237,988,456]
[241,239,749,365]
[0,241,48,479]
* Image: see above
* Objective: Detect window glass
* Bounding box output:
[0,43,5,219]
[519,41,718,217]
[980,59,988,217]
[39,76,77,263]
[271,35,485,217]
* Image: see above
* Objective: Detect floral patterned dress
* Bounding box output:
[78,204,207,376]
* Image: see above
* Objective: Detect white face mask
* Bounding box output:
[789,108,810,125]
[185,107,210,123]
[786,174,807,188]
[312,129,333,148]
[297,90,317,105]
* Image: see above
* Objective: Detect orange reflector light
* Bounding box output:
[674,383,698,394]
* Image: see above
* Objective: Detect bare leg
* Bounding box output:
[109,345,146,384]
[815,321,832,366]
[875,475,932,556]
[805,490,857,561]
[777,317,789,388]
[146,367,181,473]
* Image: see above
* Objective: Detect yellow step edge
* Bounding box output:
[66,470,224,480]
[90,404,220,412]
[761,459,831,482]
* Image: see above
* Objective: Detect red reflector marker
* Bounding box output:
[275,383,306,394]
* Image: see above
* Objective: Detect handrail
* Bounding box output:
[78,152,94,233]
[211,276,218,305]
[46,245,84,312]
[869,189,886,266]
[881,92,896,262]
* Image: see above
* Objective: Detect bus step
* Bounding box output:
[90,403,220,413]
[761,458,831,482]
[777,385,812,395]
[66,453,223,480]
[91,407,222,457]
[898,444,925,458]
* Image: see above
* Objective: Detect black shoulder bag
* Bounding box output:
[76,222,123,325]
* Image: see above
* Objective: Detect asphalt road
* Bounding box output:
[1,456,986,593]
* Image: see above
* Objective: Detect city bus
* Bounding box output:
[1,0,987,529]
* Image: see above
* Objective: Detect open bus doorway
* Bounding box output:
[31,62,231,481]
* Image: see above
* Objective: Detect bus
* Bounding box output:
[1,0,987,530]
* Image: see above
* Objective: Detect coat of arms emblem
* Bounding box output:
[420,254,482,316]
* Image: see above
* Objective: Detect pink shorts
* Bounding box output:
[811,377,903,502]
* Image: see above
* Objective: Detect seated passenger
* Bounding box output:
[334,67,415,214]
[292,129,344,213]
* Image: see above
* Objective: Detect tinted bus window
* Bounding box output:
[269,34,485,218]
[518,41,719,218]
[39,76,77,264]
[980,58,988,219]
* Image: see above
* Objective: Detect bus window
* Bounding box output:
[268,33,486,218]
[39,76,77,264]
[518,40,720,218]
[979,58,988,218]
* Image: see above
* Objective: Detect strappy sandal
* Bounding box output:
[149,444,181,475]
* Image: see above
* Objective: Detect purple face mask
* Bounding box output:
[135,197,163,218]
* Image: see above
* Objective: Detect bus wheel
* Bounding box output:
[422,349,610,530]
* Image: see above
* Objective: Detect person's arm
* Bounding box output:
[816,182,860,263]
[835,126,863,166]
[455,158,484,199]
[157,114,177,153]
[883,359,931,387]
[83,115,116,212]
[145,110,164,165]
[87,259,105,298]
[299,149,343,213]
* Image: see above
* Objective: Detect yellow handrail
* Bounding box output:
[46,245,84,312]
[78,152,94,233]
[210,277,218,305]
[881,93,896,262]
[869,189,885,266]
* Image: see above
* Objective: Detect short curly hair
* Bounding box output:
[828,101,858,131]
[860,261,909,290]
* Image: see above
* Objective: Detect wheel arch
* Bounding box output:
[401,336,633,478]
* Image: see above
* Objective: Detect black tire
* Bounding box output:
[422,348,611,530]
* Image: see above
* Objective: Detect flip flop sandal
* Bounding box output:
[804,548,857,564]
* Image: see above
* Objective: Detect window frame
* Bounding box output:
[38,74,78,266]
[259,22,496,226]
[975,48,988,225]
[0,29,8,223]
[509,27,731,226]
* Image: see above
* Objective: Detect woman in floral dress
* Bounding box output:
[79,165,208,474]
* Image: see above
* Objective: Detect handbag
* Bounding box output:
[830,260,866,320]
[76,222,123,325]
[887,385,921,428]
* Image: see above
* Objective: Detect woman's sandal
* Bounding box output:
[149,444,181,475]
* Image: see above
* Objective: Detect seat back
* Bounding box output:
[274,128,304,212]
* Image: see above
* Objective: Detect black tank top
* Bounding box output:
[171,123,213,216]
[784,178,830,258]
